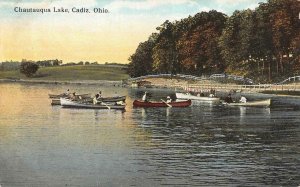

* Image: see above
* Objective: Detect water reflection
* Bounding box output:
[0,83,300,186]
[239,106,271,123]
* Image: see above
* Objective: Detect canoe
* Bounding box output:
[60,98,126,110]
[224,99,271,107]
[176,93,220,102]
[133,99,191,107]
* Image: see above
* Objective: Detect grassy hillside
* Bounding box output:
[0,65,129,81]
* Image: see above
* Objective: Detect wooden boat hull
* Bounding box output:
[225,99,271,107]
[133,99,191,107]
[176,93,220,102]
[60,98,126,109]
[51,99,61,105]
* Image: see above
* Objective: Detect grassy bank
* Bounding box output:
[0,65,129,81]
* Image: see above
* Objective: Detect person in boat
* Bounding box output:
[239,95,247,103]
[70,92,77,100]
[225,93,233,103]
[65,89,70,96]
[93,97,98,105]
[209,89,215,97]
[115,100,125,105]
[93,93,100,104]
[166,96,172,103]
[196,91,205,97]
[98,91,102,98]
[142,91,148,102]
[95,93,102,100]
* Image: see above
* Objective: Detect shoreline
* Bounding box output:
[1,78,300,97]
[0,78,125,86]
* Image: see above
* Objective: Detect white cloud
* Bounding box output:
[107,0,196,11]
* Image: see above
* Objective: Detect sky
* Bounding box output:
[0,0,267,64]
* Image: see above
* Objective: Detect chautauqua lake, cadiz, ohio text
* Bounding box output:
[14,7,109,14]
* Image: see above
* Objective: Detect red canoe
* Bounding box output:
[133,99,191,107]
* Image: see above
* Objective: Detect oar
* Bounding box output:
[161,99,172,107]
[101,102,111,110]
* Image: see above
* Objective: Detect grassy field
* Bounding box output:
[0,65,129,81]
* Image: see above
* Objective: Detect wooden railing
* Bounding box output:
[176,83,300,92]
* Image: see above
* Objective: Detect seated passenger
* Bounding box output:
[98,91,102,98]
[70,92,76,100]
[142,91,148,102]
[166,96,172,103]
[225,94,233,103]
[240,96,247,103]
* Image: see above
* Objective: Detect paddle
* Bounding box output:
[161,99,172,107]
[101,102,111,110]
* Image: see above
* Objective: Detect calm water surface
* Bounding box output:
[0,83,299,186]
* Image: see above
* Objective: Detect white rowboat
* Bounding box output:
[60,98,125,110]
[176,93,220,102]
[224,99,271,107]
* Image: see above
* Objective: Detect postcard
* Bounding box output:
[0,0,299,186]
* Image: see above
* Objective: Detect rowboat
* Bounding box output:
[50,94,126,105]
[176,93,220,102]
[60,98,126,110]
[223,99,271,107]
[97,96,126,102]
[133,99,191,107]
[48,93,91,99]
[50,93,92,105]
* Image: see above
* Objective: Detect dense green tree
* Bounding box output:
[128,34,157,77]
[128,0,299,82]
[152,20,178,74]
[219,9,256,76]
[20,61,39,77]
[177,11,226,75]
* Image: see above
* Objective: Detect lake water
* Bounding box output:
[0,83,299,186]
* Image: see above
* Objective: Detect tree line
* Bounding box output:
[0,59,63,71]
[128,0,300,83]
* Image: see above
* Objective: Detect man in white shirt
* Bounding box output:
[240,96,247,103]
[142,92,147,102]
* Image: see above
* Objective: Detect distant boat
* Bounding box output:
[223,99,271,107]
[60,98,126,110]
[133,99,191,108]
[176,93,220,102]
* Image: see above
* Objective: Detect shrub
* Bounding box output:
[20,61,39,77]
